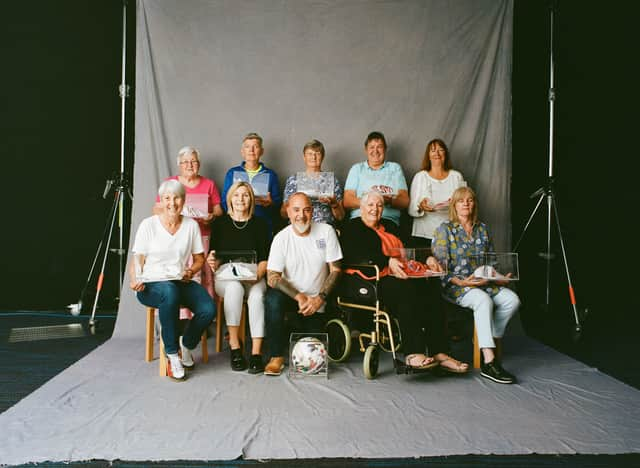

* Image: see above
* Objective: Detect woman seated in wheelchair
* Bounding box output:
[340,190,469,373]
[432,186,520,384]
[129,179,216,381]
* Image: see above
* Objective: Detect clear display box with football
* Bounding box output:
[213,250,258,282]
[470,252,519,281]
[388,247,447,278]
[289,332,329,379]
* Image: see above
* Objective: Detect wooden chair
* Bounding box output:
[214,296,247,353]
[145,307,209,376]
[444,300,501,369]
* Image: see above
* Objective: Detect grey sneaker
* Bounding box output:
[166,353,186,381]
[179,336,195,369]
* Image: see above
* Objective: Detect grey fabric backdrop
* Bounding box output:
[118,0,513,336]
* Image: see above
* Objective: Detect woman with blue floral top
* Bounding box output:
[432,186,521,384]
[280,139,345,227]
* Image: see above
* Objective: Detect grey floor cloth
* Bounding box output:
[0,331,639,464]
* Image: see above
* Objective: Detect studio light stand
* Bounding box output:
[514,3,586,341]
[70,0,132,328]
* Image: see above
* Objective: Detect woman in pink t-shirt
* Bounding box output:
[154,146,223,314]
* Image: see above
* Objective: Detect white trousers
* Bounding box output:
[214,279,266,338]
[457,288,520,349]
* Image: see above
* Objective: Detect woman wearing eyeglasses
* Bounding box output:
[153,146,223,309]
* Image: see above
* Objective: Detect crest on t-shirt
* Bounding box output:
[316,239,326,249]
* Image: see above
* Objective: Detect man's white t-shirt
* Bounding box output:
[132,215,203,282]
[267,222,342,306]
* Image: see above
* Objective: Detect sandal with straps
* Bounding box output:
[404,354,439,370]
[435,354,470,374]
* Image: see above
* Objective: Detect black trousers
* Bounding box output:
[378,276,448,356]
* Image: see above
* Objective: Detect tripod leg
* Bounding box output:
[514,192,546,251]
[89,189,123,326]
[545,192,553,308]
[550,192,582,332]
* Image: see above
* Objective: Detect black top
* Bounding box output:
[339,217,401,270]
[210,215,269,262]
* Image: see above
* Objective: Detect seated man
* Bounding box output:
[264,192,343,376]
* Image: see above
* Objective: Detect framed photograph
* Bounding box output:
[233,171,270,197]
[296,172,335,198]
[182,193,208,218]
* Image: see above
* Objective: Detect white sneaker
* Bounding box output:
[179,336,195,369]
[166,353,185,381]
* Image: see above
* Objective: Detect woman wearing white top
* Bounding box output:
[408,139,466,247]
[130,179,216,381]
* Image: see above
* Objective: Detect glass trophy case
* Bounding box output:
[388,247,447,278]
[288,332,329,378]
[213,250,258,281]
[470,252,519,281]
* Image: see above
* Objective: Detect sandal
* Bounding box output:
[404,354,438,370]
[435,354,469,374]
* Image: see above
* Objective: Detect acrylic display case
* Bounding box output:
[388,247,447,278]
[288,332,329,379]
[470,252,519,281]
[213,250,258,281]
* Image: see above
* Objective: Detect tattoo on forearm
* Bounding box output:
[320,262,342,296]
[267,270,300,299]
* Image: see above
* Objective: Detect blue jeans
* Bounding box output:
[137,280,216,354]
[264,288,325,359]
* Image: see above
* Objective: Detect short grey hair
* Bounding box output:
[176,146,200,166]
[158,179,185,199]
[359,190,384,209]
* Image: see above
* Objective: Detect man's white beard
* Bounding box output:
[292,221,311,234]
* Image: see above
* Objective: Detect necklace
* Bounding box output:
[231,218,249,230]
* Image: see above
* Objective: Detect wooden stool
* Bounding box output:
[444,300,501,369]
[145,307,209,376]
[215,296,247,352]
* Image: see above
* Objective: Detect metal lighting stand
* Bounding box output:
[514,3,585,340]
[72,0,132,328]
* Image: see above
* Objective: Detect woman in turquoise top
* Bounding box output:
[432,186,520,384]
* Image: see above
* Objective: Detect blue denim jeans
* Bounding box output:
[137,280,216,354]
[264,288,325,359]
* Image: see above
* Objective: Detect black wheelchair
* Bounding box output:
[325,264,435,379]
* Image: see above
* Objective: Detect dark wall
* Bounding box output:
[512,0,638,342]
[1,0,134,310]
[1,1,637,344]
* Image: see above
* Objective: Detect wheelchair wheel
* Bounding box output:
[363,345,379,379]
[379,316,401,353]
[326,318,351,362]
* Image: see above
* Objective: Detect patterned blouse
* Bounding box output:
[282,174,344,226]
[432,221,502,301]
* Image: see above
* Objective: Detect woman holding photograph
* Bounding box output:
[207,182,269,374]
[408,139,466,247]
[432,186,521,384]
[154,146,223,302]
[280,139,345,227]
[131,180,215,381]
